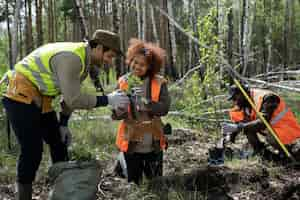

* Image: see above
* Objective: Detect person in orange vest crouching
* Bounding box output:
[222,84,300,162]
[111,38,170,185]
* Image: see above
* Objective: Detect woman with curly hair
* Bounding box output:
[112,38,170,184]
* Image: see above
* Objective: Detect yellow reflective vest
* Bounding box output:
[14,42,87,96]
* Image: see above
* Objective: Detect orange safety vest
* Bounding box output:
[115,75,167,152]
[229,106,245,122]
[229,88,300,144]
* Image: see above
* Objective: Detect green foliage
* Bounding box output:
[126,73,143,93]
[69,144,94,161]
[60,0,75,18]
[175,7,225,115]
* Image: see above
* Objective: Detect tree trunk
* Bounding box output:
[93,0,98,31]
[99,0,105,28]
[150,3,159,44]
[64,15,67,41]
[289,0,295,67]
[167,0,177,73]
[119,0,126,75]
[227,7,233,66]
[112,0,121,79]
[47,0,54,42]
[25,0,34,54]
[188,0,192,70]
[6,0,12,68]
[247,1,255,74]
[241,0,249,76]
[192,0,200,61]
[159,0,169,75]
[12,0,21,66]
[19,17,23,59]
[36,0,43,47]
[136,0,142,39]
[54,0,57,41]
[283,0,291,78]
[266,0,273,73]
[142,0,146,40]
[74,0,89,40]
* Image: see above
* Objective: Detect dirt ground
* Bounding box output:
[1,128,300,200]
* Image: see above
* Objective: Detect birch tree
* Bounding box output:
[142,0,147,40]
[136,0,142,39]
[35,0,43,46]
[47,0,54,42]
[188,0,193,70]
[192,0,200,61]
[227,6,234,66]
[119,0,126,75]
[6,0,12,68]
[74,0,89,39]
[167,0,177,71]
[25,0,34,54]
[240,0,249,75]
[19,17,23,58]
[12,0,21,66]
[150,3,159,44]
[283,0,291,77]
[112,0,121,78]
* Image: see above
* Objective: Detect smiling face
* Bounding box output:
[103,49,117,66]
[131,54,149,77]
[91,45,117,68]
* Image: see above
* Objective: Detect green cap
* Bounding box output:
[90,29,122,55]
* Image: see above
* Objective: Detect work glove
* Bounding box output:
[107,90,130,110]
[59,126,72,146]
[221,122,241,135]
[131,87,149,112]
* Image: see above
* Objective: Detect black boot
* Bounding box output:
[16,182,32,200]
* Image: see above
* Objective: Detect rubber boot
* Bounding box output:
[16,182,32,200]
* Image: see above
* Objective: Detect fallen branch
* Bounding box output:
[171,64,204,87]
[255,70,300,79]
[247,78,300,93]
[168,111,231,123]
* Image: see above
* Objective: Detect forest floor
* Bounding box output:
[1,128,300,200]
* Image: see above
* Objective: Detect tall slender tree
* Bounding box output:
[74,0,89,39]
[283,0,291,76]
[142,0,146,40]
[12,0,21,66]
[25,0,34,54]
[150,3,159,44]
[136,0,142,39]
[6,0,12,68]
[168,0,177,72]
[36,0,43,46]
[47,0,54,42]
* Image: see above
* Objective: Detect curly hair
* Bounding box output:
[126,38,166,77]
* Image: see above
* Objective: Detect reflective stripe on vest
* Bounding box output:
[116,74,167,152]
[270,107,288,125]
[251,88,300,144]
[15,42,87,96]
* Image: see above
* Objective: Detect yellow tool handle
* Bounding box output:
[233,79,295,162]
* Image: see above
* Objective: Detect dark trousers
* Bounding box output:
[2,97,68,184]
[124,151,163,185]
